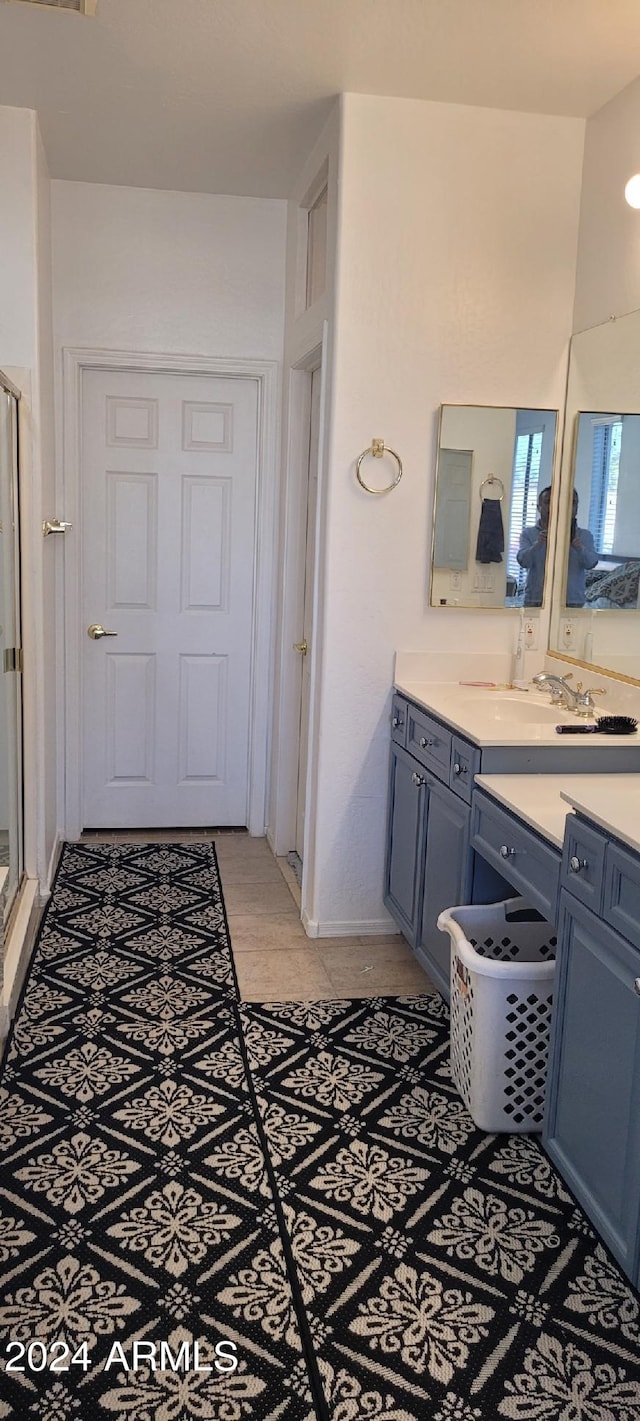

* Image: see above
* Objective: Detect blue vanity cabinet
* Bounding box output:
[385,741,427,944]
[385,696,473,994]
[416,775,472,997]
[544,886,640,1284]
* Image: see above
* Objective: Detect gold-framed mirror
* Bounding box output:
[549,310,640,682]
[430,404,558,610]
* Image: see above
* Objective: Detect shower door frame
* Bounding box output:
[0,371,25,925]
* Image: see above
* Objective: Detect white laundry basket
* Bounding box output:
[437,897,557,1134]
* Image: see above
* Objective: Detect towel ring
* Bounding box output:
[479,474,505,502]
[356,438,403,495]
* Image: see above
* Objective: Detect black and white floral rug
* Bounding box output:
[0,841,639,1421]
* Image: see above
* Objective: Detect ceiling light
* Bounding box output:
[624,174,640,208]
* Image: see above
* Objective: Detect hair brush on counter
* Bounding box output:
[556,715,638,735]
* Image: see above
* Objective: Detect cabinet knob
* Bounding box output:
[411,771,426,788]
[500,844,516,858]
[419,736,432,749]
[392,715,403,728]
[634,978,640,997]
[569,855,588,873]
[453,762,466,776]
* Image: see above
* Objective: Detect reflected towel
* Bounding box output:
[476,498,504,563]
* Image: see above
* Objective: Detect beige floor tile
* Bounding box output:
[357,933,406,947]
[226,915,308,952]
[234,948,336,1002]
[217,856,283,886]
[222,881,298,917]
[316,940,434,996]
[213,835,273,863]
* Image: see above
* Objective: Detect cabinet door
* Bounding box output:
[544,891,640,1283]
[384,743,426,945]
[417,779,471,1001]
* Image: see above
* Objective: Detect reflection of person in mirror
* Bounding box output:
[517,487,598,607]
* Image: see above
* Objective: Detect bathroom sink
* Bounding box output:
[459,694,572,724]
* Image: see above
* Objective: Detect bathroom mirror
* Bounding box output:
[549,310,640,681]
[430,404,558,609]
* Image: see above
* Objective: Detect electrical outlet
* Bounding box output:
[561,618,575,649]
[450,571,461,590]
[523,619,538,650]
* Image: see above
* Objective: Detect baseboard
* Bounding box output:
[1,878,41,1042]
[301,910,400,939]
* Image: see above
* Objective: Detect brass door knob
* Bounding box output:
[293,640,308,655]
[88,624,118,640]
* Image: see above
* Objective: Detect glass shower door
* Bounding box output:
[0,382,23,921]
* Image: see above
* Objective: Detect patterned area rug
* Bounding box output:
[0,842,639,1421]
[0,843,317,1421]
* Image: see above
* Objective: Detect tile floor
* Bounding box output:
[80,828,435,1000]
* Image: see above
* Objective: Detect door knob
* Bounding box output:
[293,640,308,655]
[87,624,118,640]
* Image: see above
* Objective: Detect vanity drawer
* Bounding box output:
[471,792,561,921]
[450,735,481,804]
[391,694,408,748]
[406,705,451,782]
[560,816,606,914]
[603,841,640,952]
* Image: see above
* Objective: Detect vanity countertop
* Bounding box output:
[474,774,572,847]
[560,776,640,856]
[476,772,640,854]
[394,678,640,750]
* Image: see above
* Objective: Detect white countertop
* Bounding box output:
[474,774,573,848]
[475,772,640,855]
[394,678,640,749]
[560,777,640,855]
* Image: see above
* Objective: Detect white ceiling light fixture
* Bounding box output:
[624,174,640,208]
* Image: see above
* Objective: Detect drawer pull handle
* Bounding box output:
[500,844,516,858]
[569,856,588,873]
[392,715,403,728]
[453,762,466,776]
[411,771,426,788]
[634,978,640,997]
[419,736,433,749]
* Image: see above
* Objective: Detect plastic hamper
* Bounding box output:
[437,897,557,1134]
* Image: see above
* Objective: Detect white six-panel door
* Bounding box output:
[81,369,258,828]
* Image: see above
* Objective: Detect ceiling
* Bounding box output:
[2,0,640,197]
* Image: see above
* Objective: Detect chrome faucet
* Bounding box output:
[532,672,579,710]
[532,672,606,716]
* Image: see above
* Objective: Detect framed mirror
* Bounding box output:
[430,404,558,609]
[549,311,640,681]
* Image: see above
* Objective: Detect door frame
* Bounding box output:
[61,347,280,840]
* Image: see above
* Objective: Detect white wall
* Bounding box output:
[51,183,287,360]
[0,109,38,366]
[307,93,584,935]
[574,76,640,332]
[35,126,57,877]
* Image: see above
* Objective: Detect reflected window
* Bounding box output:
[507,427,544,596]
[570,411,640,610]
[587,418,621,554]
